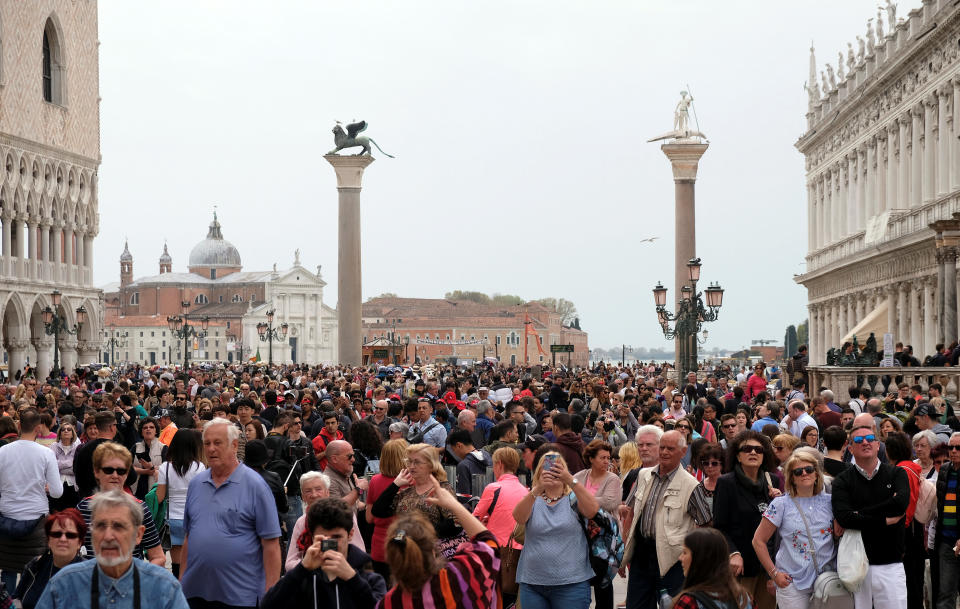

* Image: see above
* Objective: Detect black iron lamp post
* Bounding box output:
[653,258,724,382]
[104,326,128,366]
[167,301,209,369]
[41,290,87,379]
[256,308,288,367]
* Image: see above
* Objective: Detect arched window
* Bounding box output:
[42,18,64,104]
[194,294,209,305]
[130,292,139,305]
[232,294,242,303]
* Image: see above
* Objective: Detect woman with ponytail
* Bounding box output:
[380,476,500,609]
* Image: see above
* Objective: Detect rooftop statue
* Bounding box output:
[837,52,845,80]
[866,20,875,55]
[847,43,856,72]
[875,7,885,39]
[327,120,395,158]
[884,0,897,31]
[821,71,830,95]
[856,36,866,62]
[648,91,708,143]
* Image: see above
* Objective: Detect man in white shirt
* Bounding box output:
[782,399,817,438]
[0,409,63,595]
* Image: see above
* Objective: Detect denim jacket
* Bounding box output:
[35,559,188,609]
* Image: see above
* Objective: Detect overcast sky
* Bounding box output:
[95,0,921,353]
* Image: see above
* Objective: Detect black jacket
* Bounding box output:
[254,467,288,518]
[455,450,492,498]
[261,544,386,609]
[832,461,910,565]
[712,471,778,578]
[15,549,84,609]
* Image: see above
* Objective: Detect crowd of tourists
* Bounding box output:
[0,349,955,609]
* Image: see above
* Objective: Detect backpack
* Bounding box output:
[570,492,624,587]
[407,420,440,444]
[904,466,937,524]
[810,571,855,609]
[143,482,166,531]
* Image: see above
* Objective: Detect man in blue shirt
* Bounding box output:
[180,419,282,609]
[408,398,447,450]
[36,489,188,609]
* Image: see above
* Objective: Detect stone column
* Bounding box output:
[821,171,832,245]
[953,77,960,192]
[325,154,375,366]
[659,141,709,370]
[847,153,858,233]
[818,175,827,247]
[924,95,937,203]
[937,247,947,344]
[52,222,62,283]
[75,227,85,277]
[77,340,100,369]
[820,305,829,360]
[856,294,866,322]
[40,221,49,263]
[887,287,898,342]
[912,104,924,207]
[899,114,911,208]
[898,282,909,345]
[886,124,898,210]
[924,276,937,355]
[876,132,888,214]
[939,87,951,197]
[847,295,857,334]
[946,246,959,344]
[33,338,53,382]
[838,298,848,342]
[808,304,818,365]
[910,283,922,350]
[807,183,815,252]
[60,339,78,374]
[836,164,846,237]
[4,338,29,381]
[866,139,877,220]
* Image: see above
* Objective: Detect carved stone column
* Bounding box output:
[910,282,922,351]
[837,164,848,237]
[40,221,50,263]
[939,86,951,197]
[898,282,909,345]
[59,338,78,374]
[808,304,818,365]
[818,174,827,247]
[52,221,63,283]
[77,340,100,368]
[847,153,858,233]
[4,338,30,381]
[847,294,857,334]
[838,297,848,342]
[945,246,959,344]
[953,77,960,192]
[912,104,924,207]
[876,131,888,214]
[886,123,898,210]
[856,293,866,322]
[899,114,910,208]
[924,276,937,356]
[887,286,898,342]
[866,139,877,220]
[807,183,816,252]
[32,338,53,382]
[924,95,937,203]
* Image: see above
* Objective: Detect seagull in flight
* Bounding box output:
[638,236,660,243]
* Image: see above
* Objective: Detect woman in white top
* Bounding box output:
[156,428,205,579]
[49,418,81,512]
[133,417,167,499]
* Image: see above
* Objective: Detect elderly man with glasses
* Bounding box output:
[323,440,368,510]
[832,422,909,609]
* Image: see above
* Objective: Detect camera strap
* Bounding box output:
[91,563,140,609]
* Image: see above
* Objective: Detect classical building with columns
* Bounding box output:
[796,1,960,364]
[0,2,104,379]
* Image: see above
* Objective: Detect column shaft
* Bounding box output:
[912,107,924,207]
[877,135,887,213]
[807,184,815,252]
[899,115,910,208]
[924,278,937,356]
[865,142,876,220]
[898,283,909,345]
[910,284,922,350]
[887,288,897,341]
[847,155,858,233]
[886,125,898,210]
[924,98,936,203]
[939,89,950,197]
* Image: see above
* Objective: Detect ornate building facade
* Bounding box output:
[102,213,338,365]
[0,1,103,378]
[796,0,960,364]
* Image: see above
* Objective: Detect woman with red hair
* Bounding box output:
[14,509,86,609]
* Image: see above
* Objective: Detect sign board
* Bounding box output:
[881,333,894,367]
[550,344,575,353]
[226,342,236,352]
[372,349,389,359]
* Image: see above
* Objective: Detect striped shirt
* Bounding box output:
[636,465,711,539]
[942,469,959,542]
[77,494,162,559]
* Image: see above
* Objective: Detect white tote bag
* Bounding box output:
[837,529,869,593]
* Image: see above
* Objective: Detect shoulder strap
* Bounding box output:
[788,495,820,574]
[686,591,724,609]
[486,487,502,517]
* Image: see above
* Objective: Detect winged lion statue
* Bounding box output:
[327,121,395,158]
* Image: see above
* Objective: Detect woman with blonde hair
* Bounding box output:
[512,450,599,609]
[365,438,407,580]
[618,442,640,482]
[381,479,499,609]
[752,451,834,609]
[371,443,465,559]
[771,433,801,468]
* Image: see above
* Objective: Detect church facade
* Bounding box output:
[103,213,338,365]
[0,1,104,379]
[796,1,960,364]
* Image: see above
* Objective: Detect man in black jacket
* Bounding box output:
[446,429,491,502]
[261,498,385,609]
[832,424,909,609]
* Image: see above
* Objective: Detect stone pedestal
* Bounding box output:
[325,155,375,366]
[660,142,709,369]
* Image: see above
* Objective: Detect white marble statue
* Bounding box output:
[884,0,897,31]
[647,90,708,143]
[821,71,830,95]
[856,36,866,62]
[866,20,875,55]
[876,8,885,39]
[837,52,845,80]
[847,43,856,71]
[826,64,836,90]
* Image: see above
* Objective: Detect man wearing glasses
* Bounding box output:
[832,424,909,609]
[934,433,960,609]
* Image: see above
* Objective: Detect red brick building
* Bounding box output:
[361,297,588,367]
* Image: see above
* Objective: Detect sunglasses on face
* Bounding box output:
[676,425,691,430]
[852,435,876,444]
[48,530,80,540]
[722,423,737,429]
[948,446,960,451]
[702,460,722,468]
[739,445,764,455]
[100,467,128,476]
[792,465,816,476]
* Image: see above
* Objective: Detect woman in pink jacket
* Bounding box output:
[472,446,528,548]
[746,362,769,401]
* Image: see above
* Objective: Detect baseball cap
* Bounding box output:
[914,402,935,418]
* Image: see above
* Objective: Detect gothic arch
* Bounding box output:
[42,14,66,105]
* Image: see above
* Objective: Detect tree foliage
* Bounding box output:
[444,291,491,304]
[797,320,808,347]
[784,325,799,358]
[366,292,398,301]
[492,293,525,306]
[535,297,579,324]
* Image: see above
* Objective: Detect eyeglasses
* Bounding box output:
[738,445,764,455]
[48,530,80,540]
[791,465,816,476]
[852,435,877,444]
[99,467,128,476]
[702,460,722,468]
[722,423,737,429]
[176,397,187,401]
[948,446,960,451]
[676,425,691,430]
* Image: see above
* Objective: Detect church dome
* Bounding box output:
[188,212,241,268]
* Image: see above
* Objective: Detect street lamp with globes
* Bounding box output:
[167,301,209,369]
[41,290,87,379]
[256,308,288,366]
[653,257,724,382]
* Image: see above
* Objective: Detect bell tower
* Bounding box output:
[120,240,133,286]
[159,242,172,274]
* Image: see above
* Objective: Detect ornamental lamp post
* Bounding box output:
[256,308,288,367]
[41,290,86,379]
[167,301,208,369]
[653,258,724,382]
[104,327,128,366]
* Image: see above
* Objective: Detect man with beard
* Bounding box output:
[35,489,188,609]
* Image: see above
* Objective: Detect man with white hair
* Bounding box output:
[821,389,840,413]
[180,418,282,609]
[35,489,188,609]
[782,399,817,438]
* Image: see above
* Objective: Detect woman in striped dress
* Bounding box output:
[379,476,501,609]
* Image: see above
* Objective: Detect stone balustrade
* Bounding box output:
[808,365,960,402]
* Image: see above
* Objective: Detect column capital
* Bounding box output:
[939,85,953,99]
[898,112,912,126]
[4,338,30,351]
[913,103,925,117]
[925,94,939,108]
[31,338,53,350]
[324,155,375,189]
[866,137,877,149]
[658,142,710,182]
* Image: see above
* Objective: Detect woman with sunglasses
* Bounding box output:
[674,416,700,470]
[713,431,781,609]
[14,509,86,609]
[752,451,834,609]
[48,419,81,512]
[76,442,166,567]
[697,442,724,517]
